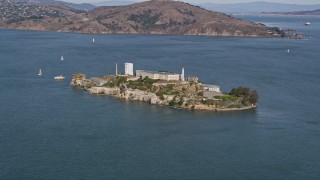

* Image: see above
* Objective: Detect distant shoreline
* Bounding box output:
[260,13,320,16]
[0,27,304,40]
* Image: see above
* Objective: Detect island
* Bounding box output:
[262,9,320,16]
[70,64,258,111]
[0,0,302,38]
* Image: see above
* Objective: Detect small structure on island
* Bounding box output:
[125,63,133,76]
[181,67,185,81]
[202,84,221,92]
[136,70,180,81]
[116,63,118,75]
[187,76,199,83]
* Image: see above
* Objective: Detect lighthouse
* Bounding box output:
[116,62,118,75]
[181,67,185,81]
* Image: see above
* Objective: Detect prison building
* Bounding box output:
[136,70,180,81]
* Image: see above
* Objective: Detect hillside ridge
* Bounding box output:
[0,0,301,38]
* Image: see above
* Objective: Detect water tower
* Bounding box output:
[125,63,133,76]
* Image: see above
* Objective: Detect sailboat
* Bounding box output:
[61,55,64,61]
[287,49,290,53]
[92,38,95,43]
[54,75,65,80]
[38,69,42,76]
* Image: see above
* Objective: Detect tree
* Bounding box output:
[229,87,259,105]
[248,90,258,104]
[230,87,250,97]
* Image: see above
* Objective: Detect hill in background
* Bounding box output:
[1,0,301,38]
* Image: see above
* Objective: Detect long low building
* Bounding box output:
[202,84,221,92]
[136,70,180,81]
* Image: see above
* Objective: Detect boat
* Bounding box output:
[92,38,95,43]
[287,49,290,53]
[38,69,42,76]
[54,75,65,80]
[61,55,64,61]
[305,22,311,26]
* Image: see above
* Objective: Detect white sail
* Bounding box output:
[38,69,42,76]
[61,55,64,61]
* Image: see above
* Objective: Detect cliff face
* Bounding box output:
[71,76,177,106]
[1,0,288,37]
[88,86,173,106]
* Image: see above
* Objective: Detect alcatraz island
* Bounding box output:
[71,63,258,111]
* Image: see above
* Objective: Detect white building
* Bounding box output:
[136,70,180,81]
[202,84,221,92]
[125,63,133,76]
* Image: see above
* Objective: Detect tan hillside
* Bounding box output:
[1,0,294,37]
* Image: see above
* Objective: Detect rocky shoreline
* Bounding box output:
[71,74,257,112]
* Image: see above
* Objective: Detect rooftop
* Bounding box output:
[137,70,179,75]
[202,84,220,88]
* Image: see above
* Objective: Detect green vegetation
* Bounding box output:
[214,95,238,102]
[200,99,216,106]
[175,8,194,16]
[167,96,185,107]
[155,83,181,98]
[169,100,177,107]
[169,96,182,107]
[128,9,161,29]
[105,76,182,99]
[103,76,127,88]
[103,81,116,88]
[127,76,159,91]
[159,94,165,101]
[156,88,180,97]
[115,77,127,86]
[268,27,286,37]
[229,87,259,104]
[104,23,121,31]
[178,97,184,106]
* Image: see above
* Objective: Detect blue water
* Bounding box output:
[1,16,320,179]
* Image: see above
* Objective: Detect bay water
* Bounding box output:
[0,15,320,179]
